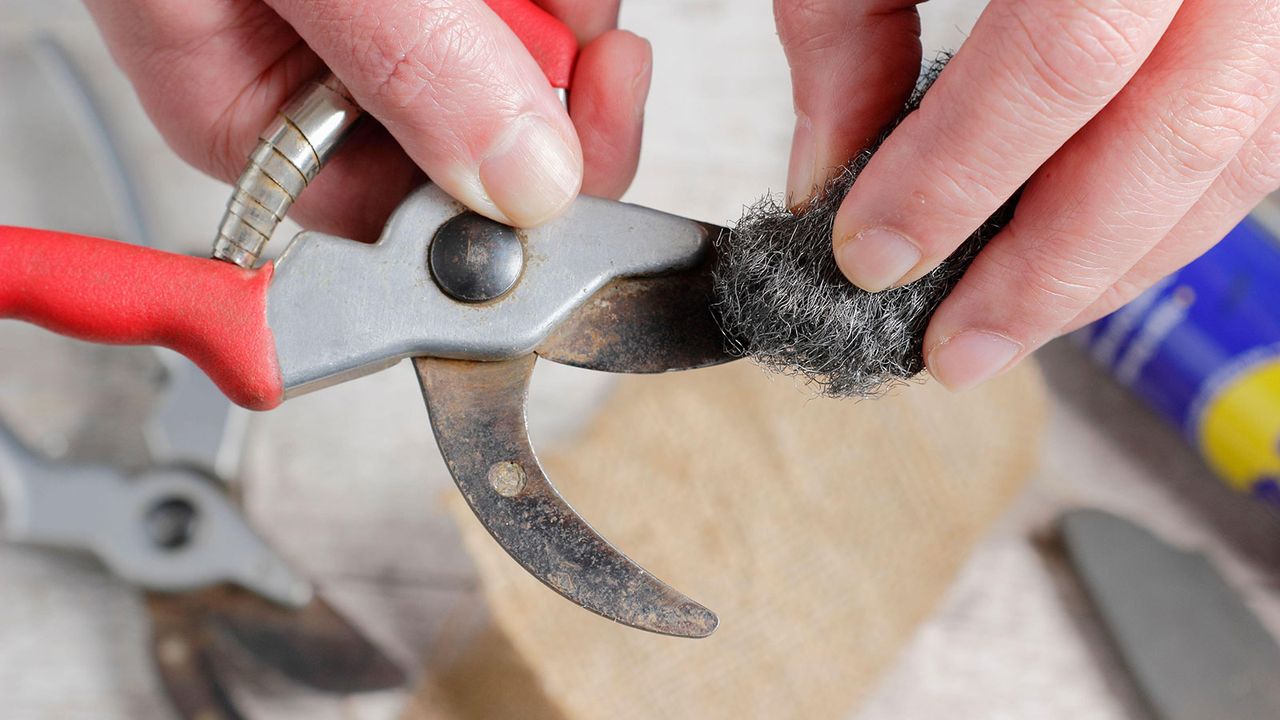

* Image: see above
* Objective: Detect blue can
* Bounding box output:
[1082,211,1280,501]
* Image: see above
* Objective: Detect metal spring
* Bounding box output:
[212,74,362,267]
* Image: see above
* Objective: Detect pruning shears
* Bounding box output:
[0,0,732,638]
[0,358,406,718]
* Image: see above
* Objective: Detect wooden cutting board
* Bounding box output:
[408,360,1047,720]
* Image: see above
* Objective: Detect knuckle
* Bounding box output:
[1157,84,1270,177]
[1121,16,1280,182]
[346,3,494,112]
[1022,265,1101,316]
[1089,277,1146,318]
[1149,4,1280,178]
[1237,0,1280,49]
[1219,120,1280,200]
[988,237,1108,321]
[578,118,628,166]
[1243,121,1280,186]
[1002,0,1159,109]
[1150,118,1228,179]
[774,0,916,58]
[913,121,1013,227]
[774,0,852,57]
[1062,0,1158,68]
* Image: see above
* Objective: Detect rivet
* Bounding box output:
[158,634,191,667]
[488,461,527,497]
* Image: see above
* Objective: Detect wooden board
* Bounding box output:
[414,360,1048,719]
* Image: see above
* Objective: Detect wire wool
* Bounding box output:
[712,57,1017,397]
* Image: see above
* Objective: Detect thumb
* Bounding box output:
[775,0,926,207]
[265,0,582,227]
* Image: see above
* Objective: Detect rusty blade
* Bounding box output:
[536,224,733,374]
[147,586,405,699]
[415,354,718,638]
[147,592,248,720]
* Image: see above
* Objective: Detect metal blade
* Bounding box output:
[415,354,718,638]
[149,586,406,694]
[147,593,247,720]
[536,242,734,374]
[1061,509,1280,720]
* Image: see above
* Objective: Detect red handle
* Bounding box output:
[0,227,284,410]
[486,0,577,89]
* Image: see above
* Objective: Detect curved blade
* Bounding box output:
[148,586,405,695]
[205,590,406,693]
[146,593,246,720]
[537,225,733,374]
[415,354,718,637]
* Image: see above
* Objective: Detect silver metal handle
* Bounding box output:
[0,421,311,607]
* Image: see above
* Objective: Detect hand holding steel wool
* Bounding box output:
[769,0,1280,394]
[713,58,1016,397]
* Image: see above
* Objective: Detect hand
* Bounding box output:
[85,0,652,240]
[775,0,1280,390]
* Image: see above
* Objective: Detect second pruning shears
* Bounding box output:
[0,361,406,718]
[0,0,733,638]
[0,34,404,718]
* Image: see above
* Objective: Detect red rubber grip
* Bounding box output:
[0,227,284,410]
[486,0,578,89]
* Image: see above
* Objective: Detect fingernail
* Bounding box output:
[786,113,816,209]
[479,115,582,227]
[927,331,1022,392]
[834,227,922,292]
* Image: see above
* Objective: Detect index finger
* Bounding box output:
[775,0,927,208]
[830,0,1180,291]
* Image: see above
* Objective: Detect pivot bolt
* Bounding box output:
[429,213,524,303]
[145,497,199,551]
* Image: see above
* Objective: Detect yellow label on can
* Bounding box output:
[1197,358,1280,494]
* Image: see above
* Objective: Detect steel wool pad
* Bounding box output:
[713,57,1018,397]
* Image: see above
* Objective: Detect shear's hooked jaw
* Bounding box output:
[416,354,720,638]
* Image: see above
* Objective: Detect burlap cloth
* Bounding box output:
[406,360,1047,720]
